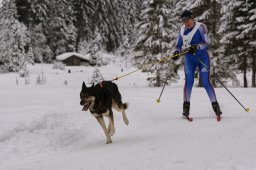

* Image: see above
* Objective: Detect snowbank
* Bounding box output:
[0,62,256,170]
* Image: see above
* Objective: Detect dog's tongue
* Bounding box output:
[82,106,88,111]
[82,104,89,111]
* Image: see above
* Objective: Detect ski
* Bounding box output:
[182,115,222,121]
[183,115,193,122]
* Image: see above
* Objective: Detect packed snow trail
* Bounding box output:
[0,63,256,170]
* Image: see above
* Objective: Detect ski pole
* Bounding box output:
[193,54,250,113]
[156,83,166,104]
[155,51,189,104]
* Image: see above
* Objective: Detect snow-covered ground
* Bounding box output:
[0,58,256,170]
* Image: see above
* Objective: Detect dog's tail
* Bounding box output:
[123,102,129,110]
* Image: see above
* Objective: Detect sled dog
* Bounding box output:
[80,81,129,144]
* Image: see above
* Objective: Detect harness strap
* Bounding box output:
[99,81,103,88]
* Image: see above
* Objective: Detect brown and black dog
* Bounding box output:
[80,81,129,144]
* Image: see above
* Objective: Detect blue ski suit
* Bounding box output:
[175,22,217,102]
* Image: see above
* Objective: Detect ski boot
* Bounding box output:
[212,101,222,121]
[183,101,193,121]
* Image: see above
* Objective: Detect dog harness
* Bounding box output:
[99,81,103,88]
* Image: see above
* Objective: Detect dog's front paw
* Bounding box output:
[123,117,129,125]
[122,112,129,125]
[106,138,113,144]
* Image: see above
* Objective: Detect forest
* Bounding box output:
[0,0,255,87]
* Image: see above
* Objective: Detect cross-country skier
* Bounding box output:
[173,10,222,121]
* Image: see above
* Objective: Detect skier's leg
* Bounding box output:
[199,55,222,116]
[184,56,196,102]
[183,57,196,116]
[199,55,217,102]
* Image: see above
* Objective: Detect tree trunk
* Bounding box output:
[155,70,161,87]
[252,54,256,87]
[211,67,216,88]
[75,33,80,52]
[243,55,248,88]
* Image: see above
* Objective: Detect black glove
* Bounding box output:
[188,45,199,54]
[173,51,179,61]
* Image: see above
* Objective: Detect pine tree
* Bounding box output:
[93,0,126,52]
[175,0,189,14]
[72,0,95,52]
[23,0,53,63]
[121,0,139,45]
[46,0,77,57]
[29,24,53,63]
[0,0,30,72]
[134,0,178,87]
[26,47,34,65]
[218,0,256,87]
[15,0,34,27]
[234,0,251,87]
[214,0,239,87]
[90,68,104,84]
[246,0,256,87]
[30,0,50,25]
[89,28,103,65]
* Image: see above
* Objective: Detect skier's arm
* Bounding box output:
[174,31,183,53]
[197,24,209,51]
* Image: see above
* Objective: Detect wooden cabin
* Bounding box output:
[56,52,90,66]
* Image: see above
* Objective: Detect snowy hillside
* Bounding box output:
[0,59,256,170]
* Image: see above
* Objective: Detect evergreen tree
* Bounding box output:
[46,0,77,57]
[134,0,178,87]
[15,0,34,27]
[26,47,34,65]
[30,0,50,25]
[0,0,30,72]
[121,0,139,45]
[90,68,104,84]
[72,0,95,52]
[25,0,53,62]
[245,0,256,87]
[175,0,189,14]
[218,0,256,87]
[93,0,126,52]
[233,0,251,87]
[16,0,54,63]
[29,24,52,63]
[214,0,240,87]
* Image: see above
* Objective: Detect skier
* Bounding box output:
[173,10,222,121]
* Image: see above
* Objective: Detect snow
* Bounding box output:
[56,52,90,61]
[0,58,256,170]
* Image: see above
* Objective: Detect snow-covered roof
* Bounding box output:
[56,52,90,61]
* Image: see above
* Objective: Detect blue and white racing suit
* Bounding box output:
[175,22,217,103]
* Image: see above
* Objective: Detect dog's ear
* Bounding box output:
[91,82,95,87]
[82,81,86,90]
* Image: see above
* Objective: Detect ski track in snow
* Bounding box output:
[0,61,256,170]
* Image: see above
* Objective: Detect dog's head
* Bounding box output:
[80,82,96,111]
